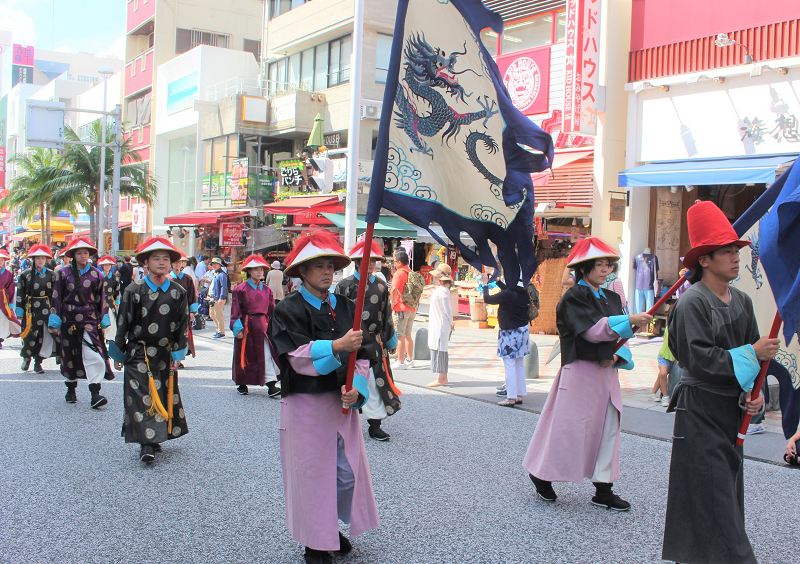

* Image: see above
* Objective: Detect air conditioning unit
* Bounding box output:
[361,102,381,120]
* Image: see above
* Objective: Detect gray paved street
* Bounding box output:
[2,332,799,564]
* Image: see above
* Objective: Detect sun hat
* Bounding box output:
[27,244,54,258]
[430,263,453,282]
[134,236,182,263]
[284,230,350,277]
[271,260,281,269]
[241,254,271,271]
[566,237,619,268]
[61,237,98,258]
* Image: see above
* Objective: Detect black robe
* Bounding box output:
[335,275,401,415]
[663,282,760,564]
[557,283,625,366]
[15,268,57,360]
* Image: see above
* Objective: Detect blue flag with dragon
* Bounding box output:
[366,0,554,286]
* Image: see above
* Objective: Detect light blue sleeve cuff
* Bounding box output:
[101,313,111,329]
[310,339,342,375]
[15,307,24,318]
[115,298,121,306]
[386,332,398,351]
[730,344,760,391]
[189,303,199,313]
[171,348,187,362]
[350,372,369,410]
[107,340,130,364]
[232,319,244,338]
[608,315,634,339]
[48,313,62,330]
[615,345,635,371]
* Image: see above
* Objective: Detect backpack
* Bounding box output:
[526,282,540,323]
[401,270,426,309]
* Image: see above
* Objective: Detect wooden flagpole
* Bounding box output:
[342,221,376,414]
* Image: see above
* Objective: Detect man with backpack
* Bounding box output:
[390,249,424,370]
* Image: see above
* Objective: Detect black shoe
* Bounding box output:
[153,443,162,453]
[303,548,332,564]
[529,474,557,501]
[368,421,390,441]
[237,385,249,395]
[89,383,108,409]
[65,382,78,404]
[33,360,44,374]
[178,362,185,369]
[337,532,352,554]
[591,483,630,511]
[140,444,155,463]
[267,382,281,398]
[21,358,31,371]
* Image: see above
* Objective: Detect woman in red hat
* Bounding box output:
[662,201,780,564]
[0,247,21,346]
[523,237,652,511]
[230,254,280,397]
[15,244,56,373]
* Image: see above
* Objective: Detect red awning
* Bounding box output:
[263,195,342,215]
[64,222,133,242]
[163,210,252,226]
[532,150,594,186]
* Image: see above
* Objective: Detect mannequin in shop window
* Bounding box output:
[632,248,659,315]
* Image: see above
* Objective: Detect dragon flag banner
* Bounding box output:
[365,0,555,286]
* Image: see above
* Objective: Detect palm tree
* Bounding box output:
[40,120,158,244]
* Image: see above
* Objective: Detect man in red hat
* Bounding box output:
[51,237,114,408]
[109,236,190,464]
[335,239,401,441]
[662,202,780,564]
[16,244,57,373]
[0,247,21,347]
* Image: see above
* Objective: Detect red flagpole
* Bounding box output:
[342,221,376,414]
[736,311,782,446]
[613,274,687,353]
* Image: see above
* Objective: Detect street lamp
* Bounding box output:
[714,33,753,64]
[97,65,114,255]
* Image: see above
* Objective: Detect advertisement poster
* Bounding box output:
[279,159,307,188]
[496,47,550,116]
[131,204,148,233]
[202,175,210,197]
[230,158,249,206]
[166,71,200,115]
[220,223,245,247]
[210,174,226,197]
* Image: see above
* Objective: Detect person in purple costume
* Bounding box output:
[0,247,22,347]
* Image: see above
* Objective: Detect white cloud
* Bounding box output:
[0,4,37,46]
[55,44,76,53]
[99,36,125,60]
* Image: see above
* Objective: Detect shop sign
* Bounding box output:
[13,44,34,66]
[131,204,148,233]
[609,198,626,222]
[220,223,245,247]
[325,133,341,147]
[563,0,602,136]
[230,158,249,206]
[271,96,296,127]
[332,158,347,183]
[279,159,307,188]
[496,47,550,116]
[11,65,33,87]
[202,175,210,197]
[274,214,286,225]
[210,174,226,197]
[0,148,5,190]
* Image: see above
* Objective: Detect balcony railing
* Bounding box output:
[124,48,154,97]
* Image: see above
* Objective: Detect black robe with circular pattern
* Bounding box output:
[15,268,57,360]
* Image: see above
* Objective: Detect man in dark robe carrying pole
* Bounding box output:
[662,201,780,564]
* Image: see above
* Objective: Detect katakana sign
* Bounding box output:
[563,0,602,136]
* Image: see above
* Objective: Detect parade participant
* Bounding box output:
[662,201,778,564]
[523,237,651,510]
[169,252,198,365]
[267,230,378,564]
[231,254,280,397]
[108,237,190,464]
[49,237,114,408]
[335,240,401,441]
[15,244,56,373]
[0,248,21,348]
[98,256,121,343]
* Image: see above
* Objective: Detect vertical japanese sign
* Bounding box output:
[563,0,601,136]
[230,157,249,206]
[11,44,35,88]
[0,148,5,191]
[220,223,245,246]
[131,204,148,233]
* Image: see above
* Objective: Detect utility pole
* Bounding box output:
[344,0,365,274]
[97,66,114,254]
[111,104,122,255]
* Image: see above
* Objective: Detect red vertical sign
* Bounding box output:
[563,0,602,136]
[0,148,5,191]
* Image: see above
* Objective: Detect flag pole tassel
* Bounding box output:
[342,222,376,415]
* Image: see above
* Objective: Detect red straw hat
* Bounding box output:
[0,248,10,260]
[284,230,350,277]
[61,236,98,258]
[683,201,749,269]
[348,240,384,260]
[566,237,619,267]
[135,236,182,263]
[241,254,270,270]
[27,244,53,258]
[97,255,117,266]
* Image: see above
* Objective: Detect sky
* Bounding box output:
[0,0,127,60]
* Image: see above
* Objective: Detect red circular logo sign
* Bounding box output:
[503,57,541,112]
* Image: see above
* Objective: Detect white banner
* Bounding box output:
[131,204,148,233]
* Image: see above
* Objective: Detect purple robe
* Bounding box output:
[0,268,21,337]
[229,280,278,386]
[52,265,113,380]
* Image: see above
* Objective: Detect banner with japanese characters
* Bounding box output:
[279,159,307,189]
[563,0,601,136]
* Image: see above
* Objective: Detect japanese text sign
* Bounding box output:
[563,0,602,136]
[220,223,245,247]
[131,204,148,233]
[279,159,307,188]
[496,47,550,116]
[12,44,34,66]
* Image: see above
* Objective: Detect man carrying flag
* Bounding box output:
[662,201,779,564]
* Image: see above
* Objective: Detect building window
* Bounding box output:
[329,35,352,86]
[176,28,230,55]
[244,39,261,63]
[376,34,392,83]
[267,35,351,94]
[269,0,309,19]
[495,10,567,56]
[480,30,499,58]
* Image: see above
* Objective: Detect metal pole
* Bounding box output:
[111,105,122,255]
[344,0,365,273]
[97,76,108,255]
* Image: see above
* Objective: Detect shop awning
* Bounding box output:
[24,219,74,232]
[64,222,132,242]
[163,210,253,225]
[320,214,418,239]
[618,155,797,188]
[0,226,25,236]
[532,150,594,186]
[263,195,343,215]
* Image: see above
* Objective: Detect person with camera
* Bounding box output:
[524,237,650,511]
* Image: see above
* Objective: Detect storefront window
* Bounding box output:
[480,30,499,57]
[556,11,566,42]
[502,17,553,53]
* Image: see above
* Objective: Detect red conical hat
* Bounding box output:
[566,237,619,267]
[135,236,181,263]
[683,201,749,269]
[348,240,384,260]
[27,244,53,258]
[284,229,350,277]
[97,255,116,266]
[0,248,10,260]
[62,236,98,258]
[241,254,271,270]
[171,251,189,262]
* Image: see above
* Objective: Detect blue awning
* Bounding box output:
[618,155,797,188]
[0,226,25,236]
